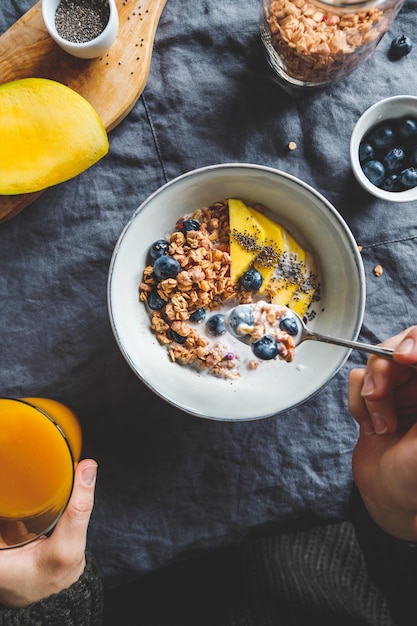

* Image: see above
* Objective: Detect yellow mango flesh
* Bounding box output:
[0,78,109,195]
[267,228,307,305]
[252,210,285,293]
[229,198,266,283]
[287,251,319,318]
[228,198,319,318]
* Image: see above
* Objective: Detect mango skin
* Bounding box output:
[0,78,109,195]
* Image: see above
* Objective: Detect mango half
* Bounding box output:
[0,78,109,195]
[228,198,319,318]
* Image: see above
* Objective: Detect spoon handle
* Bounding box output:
[306,331,396,360]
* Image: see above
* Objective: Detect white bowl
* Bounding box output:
[41,0,119,59]
[108,164,365,421]
[350,95,417,202]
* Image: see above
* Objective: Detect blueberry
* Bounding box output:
[189,307,206,323]
[398,117,417,142]
[153,255,181,281]
[381,174,401,192]
[147,290,166,310]
[362,160,386,186]
[390,35,413,59]
[169,328,187,344]
[240,268,263,291]
[227,305,254,335]
[179,219,200,233]
[367,124,396,150]
[359,142,374,164]
[383,146,406,174]
[400,167,417,189]
[279,316,299,336]
[206,314,226,336]
[252,335,280,360]
[149,239,169,260]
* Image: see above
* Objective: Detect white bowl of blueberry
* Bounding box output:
[350,95,417,202]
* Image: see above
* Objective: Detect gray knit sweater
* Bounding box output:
[0,557,102,626]
[0,491,416,626]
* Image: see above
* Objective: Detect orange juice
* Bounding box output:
[21,397,82,462]
[0,398,82,546]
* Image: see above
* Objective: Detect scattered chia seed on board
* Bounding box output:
[55,0,110,43]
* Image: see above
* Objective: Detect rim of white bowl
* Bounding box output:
[107,163,366,420]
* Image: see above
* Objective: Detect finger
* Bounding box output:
[360,358,398,434]
[380,326,416,352]
[348,368,373,432]
[347,368,392,435]
[393,327,417,366]
[366,326,417,382]
[359,330,417,432]
[360,328,417,394]
[360,360,417,420]
[361,351,400,398]
[355,329,414,405]
[51,459,97,551]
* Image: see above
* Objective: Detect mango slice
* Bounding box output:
[287,251,319,318]
[228,198,319,317]
[267,228,307,306]
[253,210,285,293]
[229,198,266,283]
[0,78,109,195]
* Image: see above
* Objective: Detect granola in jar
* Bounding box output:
[260,0,404,89]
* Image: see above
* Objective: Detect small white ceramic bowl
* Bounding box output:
[350,95,417,202]
[41,0,119,59]
[108,164,365,421]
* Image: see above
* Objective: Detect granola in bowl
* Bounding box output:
[139,199,315,379]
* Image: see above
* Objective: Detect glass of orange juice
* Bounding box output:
[0,397,82,549]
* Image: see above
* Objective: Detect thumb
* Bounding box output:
[393,327,417,365]
[52,459,97,547]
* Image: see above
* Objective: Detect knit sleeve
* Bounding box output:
[349,486,417,626]
[0,554,103,626]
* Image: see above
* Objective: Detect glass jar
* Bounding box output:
[260,0,405,91]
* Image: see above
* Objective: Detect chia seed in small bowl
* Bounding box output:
[41,0,119,59]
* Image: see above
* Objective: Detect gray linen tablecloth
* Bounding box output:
[1,0,417,589]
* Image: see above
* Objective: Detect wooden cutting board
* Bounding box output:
[0,0,167,223]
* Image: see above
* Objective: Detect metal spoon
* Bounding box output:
[225,303,396,362]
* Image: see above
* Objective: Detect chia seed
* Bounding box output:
[232,229,262,253]
[55,0,110,43]
[274,253,306,288]
[254,244,280,268]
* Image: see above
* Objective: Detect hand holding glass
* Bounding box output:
[0,397,82,548]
